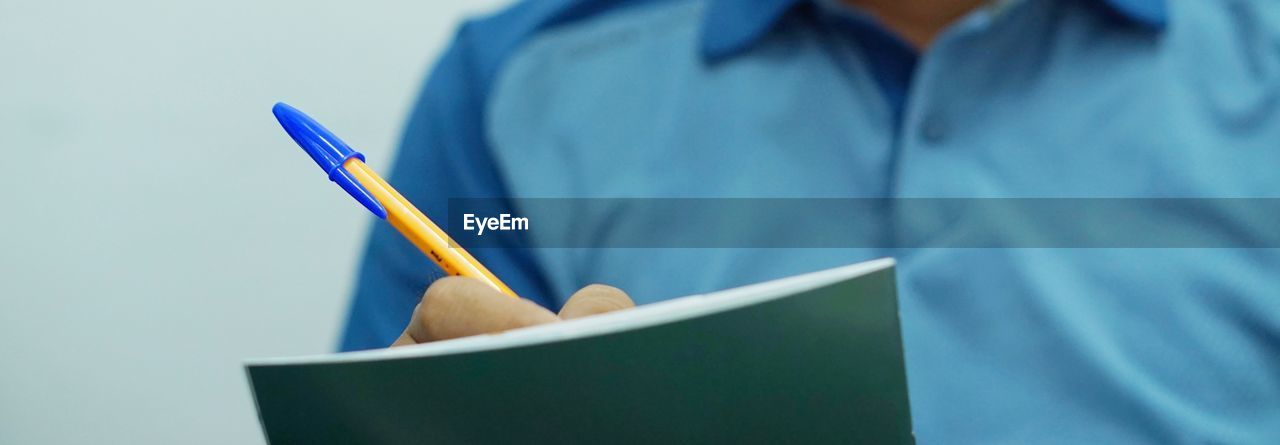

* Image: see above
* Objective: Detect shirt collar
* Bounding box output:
[700,0,1168,61]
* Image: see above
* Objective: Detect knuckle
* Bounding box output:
[572,283,633,312]
[423,276,467,304]
[416,277,471,341]
[581,283,624,295]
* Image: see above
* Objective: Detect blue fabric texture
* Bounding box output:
[343,0,1280,442]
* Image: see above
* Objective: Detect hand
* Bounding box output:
[391,277,634,346]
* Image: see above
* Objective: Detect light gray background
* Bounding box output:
[0,1,510,443]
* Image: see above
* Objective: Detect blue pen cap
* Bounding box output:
[272,102,387,218]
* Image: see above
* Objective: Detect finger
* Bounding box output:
[558,284,635,320]
[393,276,558,346]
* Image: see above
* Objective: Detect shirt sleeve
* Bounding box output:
[338,24,556,352]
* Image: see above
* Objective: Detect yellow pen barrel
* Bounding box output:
[342,158,518,298]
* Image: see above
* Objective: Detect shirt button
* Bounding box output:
[920,113,949,144]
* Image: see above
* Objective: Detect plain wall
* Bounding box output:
[0,1,510,443]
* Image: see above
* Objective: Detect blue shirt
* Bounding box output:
[342,0,1280,442]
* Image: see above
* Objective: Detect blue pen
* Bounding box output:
[273,102,518,297]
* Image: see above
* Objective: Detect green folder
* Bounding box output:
[246,258,913,444]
